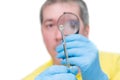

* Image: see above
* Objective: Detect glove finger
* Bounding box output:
[56,34,89,53]
[65,34,89,42]
[56,41,97,58]
[52,73,77,80]
[35,73,77,80]
[39,65,68,77]
[50,73,77,80]
[56,48,85,59]
[56,40,89,53]
[68,66,79,75]
[61,57,89,70]
[35,65,77,80]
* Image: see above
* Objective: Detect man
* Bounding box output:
[24,0,120,80]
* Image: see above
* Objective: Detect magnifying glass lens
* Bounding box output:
[57,12,80,36]
[64,20,79,35]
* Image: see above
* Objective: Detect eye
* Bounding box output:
[45,23,56,30]
[43,21,56,30]
[46,24,53,28]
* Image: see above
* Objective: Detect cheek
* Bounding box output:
[79,26,84,33]
[42,29,57,52]
[79,20,85,34]
[42,30,54,47]
[79,23,89,37]
[42,30,58,57]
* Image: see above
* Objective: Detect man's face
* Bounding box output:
[41,2,89,63]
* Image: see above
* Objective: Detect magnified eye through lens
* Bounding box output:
[64,20,79,35]
[57,12,80,36]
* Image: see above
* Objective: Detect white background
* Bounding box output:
[0,0,120,80]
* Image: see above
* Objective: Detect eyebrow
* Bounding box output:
[43,19,54,23]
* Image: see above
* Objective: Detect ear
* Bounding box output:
[83,25,89,38]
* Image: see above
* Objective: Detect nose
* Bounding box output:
[56,28,62,42]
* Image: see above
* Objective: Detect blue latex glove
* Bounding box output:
[35,65,78,80]
[56,34,108,80]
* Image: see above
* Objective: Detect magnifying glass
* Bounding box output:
[57,12,80,36]
[57,12,80,68]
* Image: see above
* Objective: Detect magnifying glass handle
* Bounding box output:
[63,42,70,68]
[59,25,70,68]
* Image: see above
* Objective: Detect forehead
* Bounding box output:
[42,2,80,22]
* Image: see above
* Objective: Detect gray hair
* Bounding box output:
[40,0,89,26]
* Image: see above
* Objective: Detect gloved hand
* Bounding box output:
[35,65,78,80]
[56,34,108,80]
